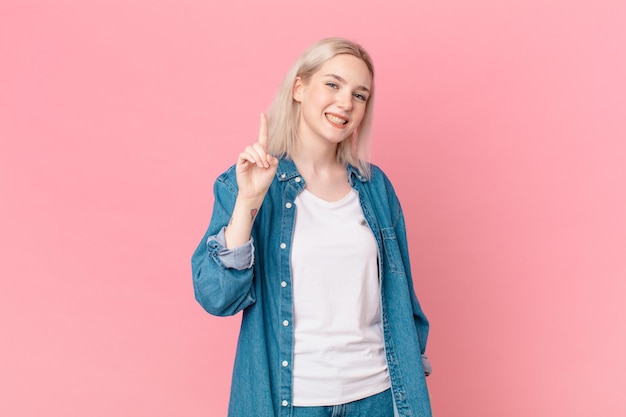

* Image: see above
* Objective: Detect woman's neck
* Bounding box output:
[290,140,341,177]
[290,141,351,201]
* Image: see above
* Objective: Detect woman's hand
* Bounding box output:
[224,114,278,248]
[235,113,279,200]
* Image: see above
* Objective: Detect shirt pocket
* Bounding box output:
[381,227,406,275]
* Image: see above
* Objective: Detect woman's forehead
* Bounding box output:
[314,55,372,88]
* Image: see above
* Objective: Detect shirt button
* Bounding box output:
[285,202,292,208]
[282,400,288,406]
[280,173,286,179]
[280,243,287,249]
[294,177,301,183]
[282,360,288,367]
[283,320,289,326]
[281,281,287,288]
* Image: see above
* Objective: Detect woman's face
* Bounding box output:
[293,54,372,149]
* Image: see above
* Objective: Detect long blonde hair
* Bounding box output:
[267,37,375,178]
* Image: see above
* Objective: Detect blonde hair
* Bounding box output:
[267,37,375,178]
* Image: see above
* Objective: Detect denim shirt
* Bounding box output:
[192,159,432,417]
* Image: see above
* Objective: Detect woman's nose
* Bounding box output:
[336,90,353,110]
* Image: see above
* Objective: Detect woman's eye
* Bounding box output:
[326,82,339,89]
[354,93,367,102]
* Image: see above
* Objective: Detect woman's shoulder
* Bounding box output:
[365,163,395,189]
[216,163,237,180]
[362,163,403,205]
[213,164,239,194]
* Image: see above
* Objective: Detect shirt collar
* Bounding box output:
[275,158,368,183]
[276,158,300,182]
[347,163,368,183]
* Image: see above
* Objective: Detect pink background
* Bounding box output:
[1,0,625,416]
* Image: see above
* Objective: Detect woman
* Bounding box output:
[192,37,432,417]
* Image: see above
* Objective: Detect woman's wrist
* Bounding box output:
[224,196,264,248]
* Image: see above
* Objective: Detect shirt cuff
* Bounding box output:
[207,227,254,270]
[421,354,432,377]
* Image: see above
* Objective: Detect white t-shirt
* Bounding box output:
[291,189,390,406]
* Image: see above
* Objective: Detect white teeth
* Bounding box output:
[325,113,348,125]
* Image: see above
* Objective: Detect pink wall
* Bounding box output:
[1,1,624,416]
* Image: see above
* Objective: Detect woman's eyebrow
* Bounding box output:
[324,74,371,93]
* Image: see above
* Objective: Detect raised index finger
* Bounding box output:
[258,113,268,149]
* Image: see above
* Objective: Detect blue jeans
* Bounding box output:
[292,389,394,417]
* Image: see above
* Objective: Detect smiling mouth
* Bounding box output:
[325,113,348,125]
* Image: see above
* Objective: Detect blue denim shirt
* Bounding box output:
[192,159,432,417]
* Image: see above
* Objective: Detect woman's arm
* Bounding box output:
[192,114,278,316]
[192,175,257,316]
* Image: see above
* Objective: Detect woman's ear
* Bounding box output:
[293,77,303,102]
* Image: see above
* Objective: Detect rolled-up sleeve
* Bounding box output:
[208,226,255,270]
